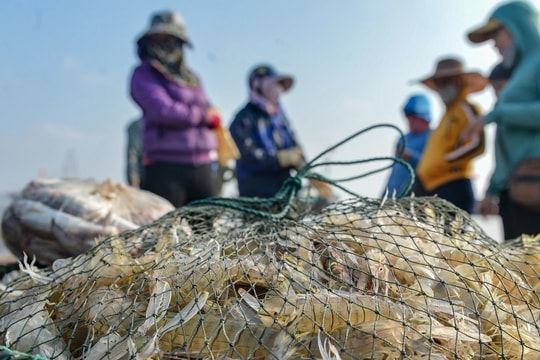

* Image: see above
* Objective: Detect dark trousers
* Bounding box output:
[499,189,540,240]
[413,178,475,213]
[142,162,217,207]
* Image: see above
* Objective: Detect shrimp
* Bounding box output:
[80,291,208,359]
[257,290,413,334]
[159,293,281,359]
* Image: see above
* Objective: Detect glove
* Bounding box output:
[277,147,305,169]
[310,179,332,200]
[205,107,222,129]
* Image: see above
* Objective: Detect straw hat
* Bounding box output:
[418,58,488,93]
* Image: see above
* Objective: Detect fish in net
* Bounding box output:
[1,177,175,267]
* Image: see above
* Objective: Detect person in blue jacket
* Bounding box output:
[229,64,330,198]
[382,94,432,197]
[464,1,540,239]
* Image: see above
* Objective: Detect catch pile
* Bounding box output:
[1,177,174,266]
[1,195,540,359]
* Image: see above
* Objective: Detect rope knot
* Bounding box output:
[282,176,303,192]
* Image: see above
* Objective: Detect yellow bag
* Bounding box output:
[215,126,240,166]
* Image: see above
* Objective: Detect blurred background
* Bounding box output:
[0,0,526,242]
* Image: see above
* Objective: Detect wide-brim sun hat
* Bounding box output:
[417,58,488,94]
[248,64,294,92]
[467,18,503,44]
[137,11,193,48]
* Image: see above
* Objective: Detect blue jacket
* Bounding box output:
[229,102,301,197]
[383,130,431,196]
[483,1,540,195]
[383,94,432,196]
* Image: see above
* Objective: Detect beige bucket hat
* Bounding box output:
[137,11,193,48]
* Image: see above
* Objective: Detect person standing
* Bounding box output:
[229,64,330,199]
[464,1,540,239]
[382,94,432,198]
[413,57,487,213]
[130,11,220,207]
[475,62,513,216]
[125,118,144,188]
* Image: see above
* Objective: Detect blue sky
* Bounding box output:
[0,0,536,200]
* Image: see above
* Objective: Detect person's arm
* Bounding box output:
[485,101,540,130]
[403,134,428,167]
[446,104,485,162]
[278,110,307,168]
[484,70,540,130]
[280,110,304,150]
[229,109,283,172]
[130,65,206,128]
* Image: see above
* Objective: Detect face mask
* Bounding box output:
[260,78,284,104]
[502,42,517,68]
[145,37,184,63]
[436,84,459,104]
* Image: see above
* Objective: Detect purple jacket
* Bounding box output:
[130,62,217,165]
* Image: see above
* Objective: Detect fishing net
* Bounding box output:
[1,126,539,359]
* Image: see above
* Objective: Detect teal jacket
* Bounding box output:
[483,1,540,196]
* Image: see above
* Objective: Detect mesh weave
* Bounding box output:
[1,195,539,359]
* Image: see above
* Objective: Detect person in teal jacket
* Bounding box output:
[464,1,540,240]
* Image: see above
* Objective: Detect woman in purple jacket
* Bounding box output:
[130,11,220,207]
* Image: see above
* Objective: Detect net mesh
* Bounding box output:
[1,194,540,359]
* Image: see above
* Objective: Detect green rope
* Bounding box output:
[189,123,414,218]
[0,346,48,360]
[188,176,302,219]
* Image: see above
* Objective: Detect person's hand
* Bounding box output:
[277,147,305,169]
[205,107,222,129]
[477,195,499,216]
[461,115,486,143]
[310,179,332,200]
